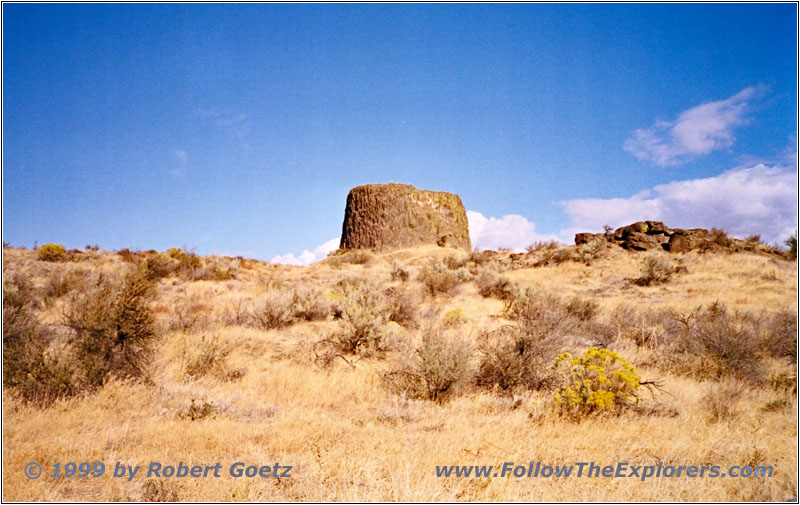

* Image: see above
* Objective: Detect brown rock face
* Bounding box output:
[339,183,471,252]
[666,233,690,253]
[574,220,775,255]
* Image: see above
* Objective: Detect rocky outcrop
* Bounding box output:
[339,183,471,252]
[574,221,767,254]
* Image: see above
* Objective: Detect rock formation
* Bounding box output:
[339,183,471,252]
[575,221,760,253]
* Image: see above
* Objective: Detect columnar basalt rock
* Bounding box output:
[339,183,471,252]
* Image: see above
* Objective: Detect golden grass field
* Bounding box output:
[2,242,797,501]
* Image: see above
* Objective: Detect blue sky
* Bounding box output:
[3,3,797,264]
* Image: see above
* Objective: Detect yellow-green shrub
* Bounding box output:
[36,243,66,262]
[552,347,641,418]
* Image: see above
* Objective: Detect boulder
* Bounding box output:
[666,233,690,253]
[339,183,471,252]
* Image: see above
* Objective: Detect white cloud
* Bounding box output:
[560,161,797,244]
[271,237,340,266]
[467,210,561,251]
[624,86,764,166]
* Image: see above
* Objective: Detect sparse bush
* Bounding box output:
[61,265,157,388]
[418,260,460,296]
[116,247,138,262]
[478,290,575,394]
[290,286,333,322]
[468,248,489,266]
[761,311,797,362]
[383,325,472,402]
[250,290,294,330]
[785,231,797,259]
[192,256,239,281]
[574,240,604,265]
[475,270,515,300]
[221,297,252,326]
[664,302,764,383]
[390,261,410,282]
[565,296,599,322]
[339,249,374,265]
[141,480,180,502]
[162,294,212,333]
[709,227,732,248]
[183,335,241,381]
[702,379,746,422]
[385,287,417,329]
[526,240,559,253]
[177,399,218,421]
[534,246,573,267]
[443,254,467,270]
[442,308,468,327]
[609,304,683,348]
[323,278,393,356]
[477,325,559,393]
[767,371,797,395]
[3,273,77,404]
[36,243,66,262]
[552,347,641,419]
[43,266,89,303]
[144,252,178,280]
[635,254,675,286]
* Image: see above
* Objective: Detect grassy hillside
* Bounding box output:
[2,242,797,501]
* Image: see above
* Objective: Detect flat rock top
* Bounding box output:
[339,183,471,252]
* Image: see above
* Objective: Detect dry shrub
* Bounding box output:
[183,335,242,382]
[662,302,764,383]
[323,277,394,356]
[526,240,559,253]
[565,296,599,322]
[534,246,573,267]
[141,480,180,502]
[475,270,515,301]
[476,325,558,393]
[418,260,460,296]
[443,253,468,270]
[339,249,374,265]
[3,272,76,404]
[385,286,418,329]
[250,290,294,330]
[709,227,733,248]
[635,254,675,286]
[702,379,746,422]
[609,304,684,348]
[116,247,139,263]
[248,286,332,330]
[383,325,472,402]
[289,286,333,322]
[390,261,410,282]
[43,266,89,303]
[477,290,575,393]
[468,248,489,266]
[221,296,252,326]
[760,310,797,362]
[143,252,178,280]
[161,293,213,334]
[61,265,157,388]
[176,399,218,421]
[573,240,604,265]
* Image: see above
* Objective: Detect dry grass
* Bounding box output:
[2,244,797,501]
